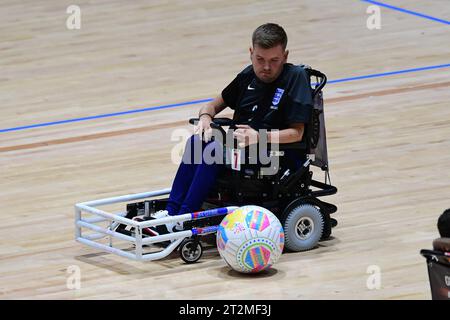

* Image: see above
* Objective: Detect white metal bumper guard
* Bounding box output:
[75,188,237,261]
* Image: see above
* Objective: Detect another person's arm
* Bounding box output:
[433,237,450,252]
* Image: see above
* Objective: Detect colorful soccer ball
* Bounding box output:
[216,205,284,273]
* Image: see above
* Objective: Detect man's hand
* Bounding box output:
[194,114,213,142]
[233,124,259,148]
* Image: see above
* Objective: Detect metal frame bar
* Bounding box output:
[75,188,237,261]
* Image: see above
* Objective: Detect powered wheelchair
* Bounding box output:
[74,65,338,263]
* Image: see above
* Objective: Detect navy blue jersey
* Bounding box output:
[221,63,313,131]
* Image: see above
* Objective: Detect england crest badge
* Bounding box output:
[271,88,285,107]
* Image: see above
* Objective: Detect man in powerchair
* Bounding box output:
[146,23,320,235]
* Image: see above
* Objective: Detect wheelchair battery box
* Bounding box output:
[126,199,168,217]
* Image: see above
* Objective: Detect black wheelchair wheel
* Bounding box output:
[282,204,324,252]
[179,238,203,264]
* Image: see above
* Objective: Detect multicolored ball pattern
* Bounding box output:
[217,205,284,273]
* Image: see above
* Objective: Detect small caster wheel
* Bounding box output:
[179,238,203,264]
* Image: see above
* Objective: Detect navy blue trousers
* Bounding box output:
[166,135,222,216]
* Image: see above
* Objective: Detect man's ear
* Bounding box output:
[249,46,253,59]
[284,49,289,61]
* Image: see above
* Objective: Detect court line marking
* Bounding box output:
[2,80,449,153]
[361,0,450,25]
[1,63,449,134]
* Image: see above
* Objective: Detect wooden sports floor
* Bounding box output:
[1,0,449,299]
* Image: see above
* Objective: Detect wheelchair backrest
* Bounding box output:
[301,65,329,172]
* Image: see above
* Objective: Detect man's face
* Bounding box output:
[250,44,288,83]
